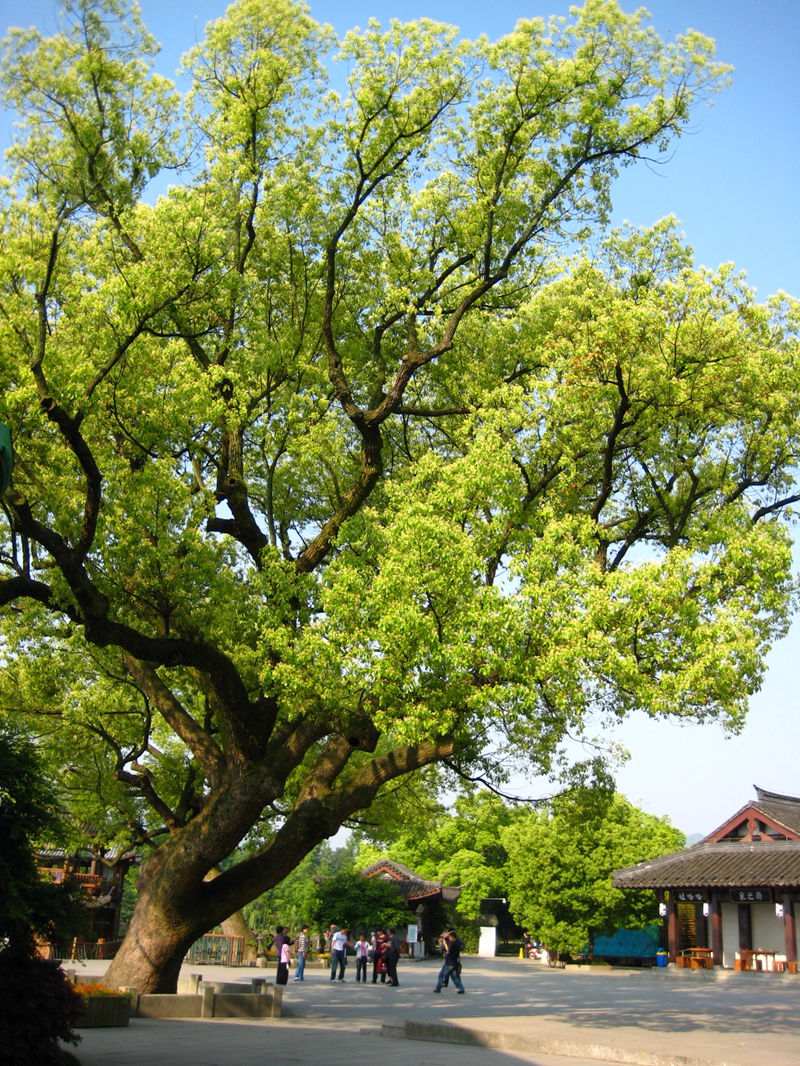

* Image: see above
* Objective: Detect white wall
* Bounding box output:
[478,927,497,957]
[720,901,797,967]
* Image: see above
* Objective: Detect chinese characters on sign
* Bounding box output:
[730,888,773,903]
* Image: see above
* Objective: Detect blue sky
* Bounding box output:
[2,0,799,835]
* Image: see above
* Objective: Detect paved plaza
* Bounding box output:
[66,955,798,1066]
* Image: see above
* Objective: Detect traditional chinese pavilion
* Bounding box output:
[36,844,134,954]
[362,858,460,953]
[613,786,800,971]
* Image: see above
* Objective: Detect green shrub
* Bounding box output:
[0,956,83,1065]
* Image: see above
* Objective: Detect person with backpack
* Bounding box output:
[433,929,465,994]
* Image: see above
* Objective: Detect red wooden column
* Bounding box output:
[782,892,797,968]
[666,898,680,961]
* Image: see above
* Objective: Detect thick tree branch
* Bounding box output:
[121,656,226,785]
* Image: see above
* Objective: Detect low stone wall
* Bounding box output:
[67,969,283,1019]
[134,979,283,1019]
[136,993,203,1019]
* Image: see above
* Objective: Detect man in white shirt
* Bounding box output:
[330,926,351,981]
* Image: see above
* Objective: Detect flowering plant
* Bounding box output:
[76,983,131,1000]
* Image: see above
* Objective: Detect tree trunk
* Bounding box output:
[102,885,201,994]
[100,739,451,992]
[100,787,326,991]
[101,796,261,992]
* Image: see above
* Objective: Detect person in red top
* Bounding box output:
[371,928,387,984]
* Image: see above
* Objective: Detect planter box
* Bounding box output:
[77,995,132,1028]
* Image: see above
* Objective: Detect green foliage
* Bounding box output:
[0,730,86,1065]
[0,0,795,990]
[241,842,355,935]
[356,789,523,919]
[308,872,410,935]
[501,789,685,955]
[0,729,85,959]
[0,956,84,1066]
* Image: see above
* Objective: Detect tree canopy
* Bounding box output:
[356,789,520,920]
[502,788,685,955]
[0,0,797,992]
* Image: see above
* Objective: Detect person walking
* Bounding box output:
[293,924,310,981]
[433,929,465,994]
[354,933,369,982]
[384,927,401,987]
[330,925,351,981]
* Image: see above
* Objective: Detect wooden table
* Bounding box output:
[681,947,714,969]
[739,949,779,971]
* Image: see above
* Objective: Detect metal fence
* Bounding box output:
[41,938,124,961]
[185,934,245,966]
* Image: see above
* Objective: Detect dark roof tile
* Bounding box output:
[613,841,800,889]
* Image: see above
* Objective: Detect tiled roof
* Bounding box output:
[613,841,800,889]
[361,859,445,901]
[702,786,800,843]
[752,786,800,836]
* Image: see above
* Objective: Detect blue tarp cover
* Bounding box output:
[593,926,660,958]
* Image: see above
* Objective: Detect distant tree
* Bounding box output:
[501,789,684,956]
[357,789,524,918]
[309,872,410,935]
[241,840,357,937]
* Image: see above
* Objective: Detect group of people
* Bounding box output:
[268,923,466,994]
[327,925,402,986]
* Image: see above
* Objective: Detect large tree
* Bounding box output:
[0,0,797,993]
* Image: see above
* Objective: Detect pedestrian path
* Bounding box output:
[64,955,799,1066]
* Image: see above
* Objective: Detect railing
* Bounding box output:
[37,868,106,895]
[185,934,246,966]
[40,938,124,961]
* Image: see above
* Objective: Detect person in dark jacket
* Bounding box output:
[384,927,401,987]
[433,929,465,993]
